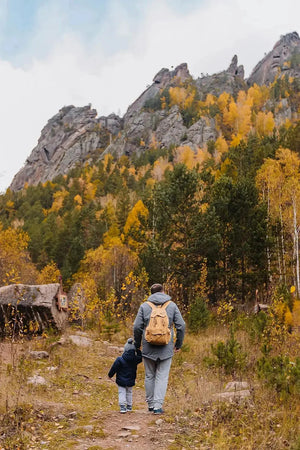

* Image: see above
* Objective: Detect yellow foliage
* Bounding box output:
[223,90,252,140]
[173,146,195,169]
[283,118,292,129]
[169,86,195,110]
[0,225,38,285]
[6,200,14,210]
[273,300,293,328]
[195,148,210,168]
[153,157,172,181]
[146,178,155,188]
[128,167,137,177]
[74,238,140,325]
[48,189,69,213]
[74,194,83,206]
[37,261,61,284]
[230,133,243,147]
[215,136,228,158]
[184,91,195,109]
[124,200,149,251]
[103,154,114,173]
[205,93,216,106]
[84,182,97,202]
[255,111,275,137]
[103,225,121,248]
[124,200,149,236]
[217,157,238,180]
[217,92,231,114]
[247,84,269,110]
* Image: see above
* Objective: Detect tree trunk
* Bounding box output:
[279,205,287,284]
[292,199,300,295]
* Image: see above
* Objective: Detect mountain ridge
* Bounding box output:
[10,31,300,191]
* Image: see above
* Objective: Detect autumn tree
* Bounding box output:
[223,90,252,145]
[257,148,300,293]
[0,224,38,285]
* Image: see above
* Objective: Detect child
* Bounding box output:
[108,338,142,413]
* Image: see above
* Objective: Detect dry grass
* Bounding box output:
[0,320,299,449]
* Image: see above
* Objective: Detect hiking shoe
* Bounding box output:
[120,405,127,413]
[154,408,164,415]
[148,407,154,412]
[127,405,132,412]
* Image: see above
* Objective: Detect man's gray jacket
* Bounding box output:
[133,292,185,361]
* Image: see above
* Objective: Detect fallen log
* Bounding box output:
[0,283,68,336]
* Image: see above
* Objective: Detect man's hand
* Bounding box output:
[174,347,181,353]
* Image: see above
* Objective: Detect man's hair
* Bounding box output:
[150,284,163,294]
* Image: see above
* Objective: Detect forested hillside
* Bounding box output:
[0,70,299,315]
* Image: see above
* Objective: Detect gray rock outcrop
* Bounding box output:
[0,283,68,333]
[195,55,246,98]
[247,32,300,86]
[124,63,191,120]
[10,105,122,191]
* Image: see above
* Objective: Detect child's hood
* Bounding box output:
[122,349,137,362]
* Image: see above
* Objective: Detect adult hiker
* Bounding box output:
[133,283,185,414]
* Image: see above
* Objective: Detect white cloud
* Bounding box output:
[0,0,299,192]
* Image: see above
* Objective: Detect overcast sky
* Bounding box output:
[0,0,299,192]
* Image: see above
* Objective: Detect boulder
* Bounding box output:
[27,375,48,386]
[0,283,68,335]
[68,335,92,347]
[29,351,50,359]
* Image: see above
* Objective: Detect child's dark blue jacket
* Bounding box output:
[108,348,142,387]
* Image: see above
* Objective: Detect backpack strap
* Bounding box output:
[161,300,171,310]
[146,300,171,309]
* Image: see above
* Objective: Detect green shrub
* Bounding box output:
[204,328,247,375]
[188,297,211,333]
[143,95,162,111]
[256,354,300,398]
[249,311,269,342]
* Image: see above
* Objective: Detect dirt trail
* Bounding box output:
[0,337,178,449]
[96,389,172,449]
[75,384,174,449]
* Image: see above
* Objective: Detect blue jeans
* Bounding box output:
[143,356,172,410]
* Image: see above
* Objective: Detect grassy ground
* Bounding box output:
[0,319,300,449]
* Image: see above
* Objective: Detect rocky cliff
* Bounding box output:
[247,32,300,85]
[10,106,122,191]
[9,32,300,191]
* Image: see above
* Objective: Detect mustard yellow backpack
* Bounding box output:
[145,301,171,345]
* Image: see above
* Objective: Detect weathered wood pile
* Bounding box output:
[0,283,68,335]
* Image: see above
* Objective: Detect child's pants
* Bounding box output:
[118,385,133,406]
